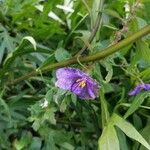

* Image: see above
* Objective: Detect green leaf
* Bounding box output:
[102,60,113,83]
[136,40,150,63]
[116,127,129,150]
[140,68,150,80]
[3,36,38,69]
[133,114,143,130]
[55,48,71,62]
[60,97,68,113]
[103,9,122,20]
[91,0,103,28]
[99,88,110,128]
[14,131,32,150]
[74,30,91,46]
[137,17,148,29]
[0,92,11,123]
[124,91,150,119]
[61,142,74,150]
[103,24,118,30]
[113,114,150,150]
[98,124,120,150]
[45,89,54,103]
[29,137,42,150]
[22,36,37,50]
[132,123,150,150]
[139,124,150,150]
[45,134,55,150]
[0,26,16,64]
[32,120,41,131]
[44,107,56,125]
[3,46,50,68]
[39,53,55,68]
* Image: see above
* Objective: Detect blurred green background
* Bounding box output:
[0,0,150,149]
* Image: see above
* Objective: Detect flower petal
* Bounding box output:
[79,87,91,99]
[86,81,99,99]
[143,84,150,90]
[55,68,80,90]
[55,78,75,90]
[128,84,144,96]
[56,67,85,79]
[71,82,89,99]
[71,81,99,99]
[55,67,100,99]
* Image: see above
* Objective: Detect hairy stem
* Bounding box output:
[9,25,150,85]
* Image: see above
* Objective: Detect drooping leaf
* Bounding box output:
[3,36,37,68]
[22,36,37,50]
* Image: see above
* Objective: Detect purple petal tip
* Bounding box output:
[129,83,150,96]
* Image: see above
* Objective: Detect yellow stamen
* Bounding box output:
[76,79,86,88]
[79,80,86,88]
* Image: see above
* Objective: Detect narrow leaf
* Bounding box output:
[3,36,37,68]
[103,9,122,20]
[116,127,129,150]
[124,91,150,119]
[113,114,150,150]
[22,36,37,50]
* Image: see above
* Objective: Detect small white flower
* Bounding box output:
[40,99,48,108]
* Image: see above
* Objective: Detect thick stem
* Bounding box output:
[9,25,150,85]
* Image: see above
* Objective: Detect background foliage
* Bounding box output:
[0,0,150,149]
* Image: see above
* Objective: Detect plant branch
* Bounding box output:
[8,25,150,85]
[75,0,104,57]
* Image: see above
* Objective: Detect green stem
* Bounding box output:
[75,0,104,57]
[8,25,150,85]
[99,88,110,129]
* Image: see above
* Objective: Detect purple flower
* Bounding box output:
[55,67,100,100]
[129,83,150,96]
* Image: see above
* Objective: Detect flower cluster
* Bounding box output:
[55,67,100,100]
[55,67,150,99]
